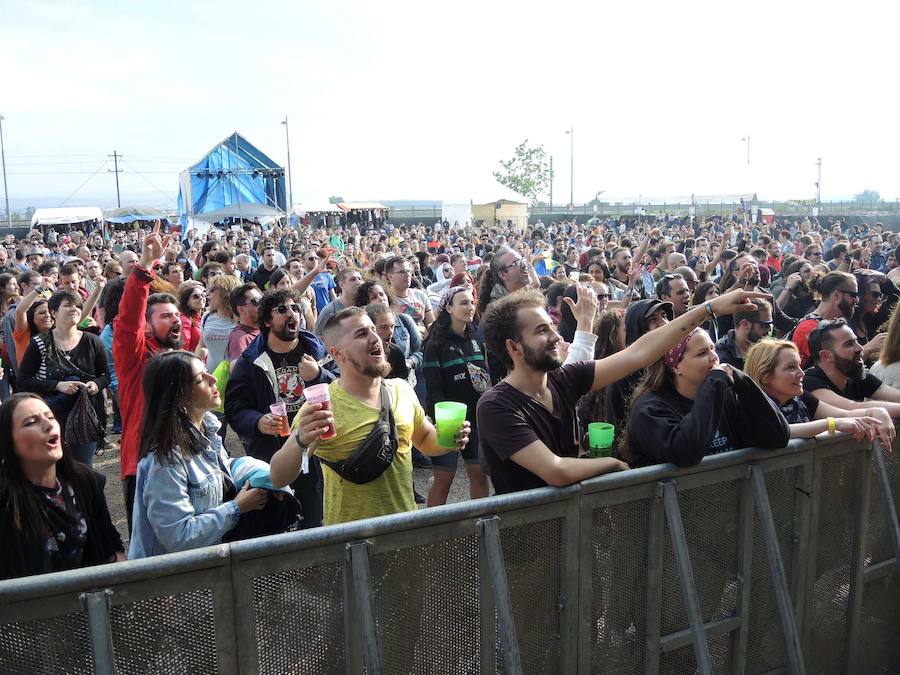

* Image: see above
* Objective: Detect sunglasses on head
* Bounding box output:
[275,303,302,314]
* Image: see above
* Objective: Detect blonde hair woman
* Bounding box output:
[198,274,241,373]
[743,339,893,445]
[871,304,900,388]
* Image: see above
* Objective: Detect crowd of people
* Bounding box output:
[1,212,898,580]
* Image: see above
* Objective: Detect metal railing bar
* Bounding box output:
[478,517,523,675]
[661,481,714,675]
[643,485,665,675]
[871,443,900,567]
[750,465,807,675]
[659,616,742,654]
[731,470,756,674]
[863,557,897,582]
[347,541,383,675]
[843,447,874,674]
[80,589,115,675]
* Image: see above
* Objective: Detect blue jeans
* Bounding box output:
[69,441,98,466]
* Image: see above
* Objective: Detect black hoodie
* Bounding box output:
[626,368,790,468]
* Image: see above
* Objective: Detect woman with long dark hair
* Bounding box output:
[355,280,423,374]
[177,281,205,353]
[625,328,789,468]
[692,281,721,342]
[0,393,124,580]
[18,291,110,466]
[129,351,269,558]
[422,286,490,505]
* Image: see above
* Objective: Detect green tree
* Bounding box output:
[853,189,881,203]
[328,195,345,205]
[493,140,552,206]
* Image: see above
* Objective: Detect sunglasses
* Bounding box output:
[275,303,302,314]
[241,297,260,307]
[596,293,611,300]
[190,293,206,300]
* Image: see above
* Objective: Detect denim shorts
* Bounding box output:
[431,423,480,471]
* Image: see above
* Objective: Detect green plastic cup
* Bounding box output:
[435,401,468,448]
[588,422,614,457]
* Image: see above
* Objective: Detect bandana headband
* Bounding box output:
[664,327,701,373]
[439,285,469,314]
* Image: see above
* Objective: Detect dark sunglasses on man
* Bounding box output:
[275,303,302,314]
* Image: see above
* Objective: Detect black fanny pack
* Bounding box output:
[320,382,398,484]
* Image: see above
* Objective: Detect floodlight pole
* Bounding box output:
[281,116,294,223]
[0,114,11,228]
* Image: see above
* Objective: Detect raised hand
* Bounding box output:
[562,283,599,331]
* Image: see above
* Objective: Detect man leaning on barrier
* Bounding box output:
[475,284,771,494]
[269,306,470,525]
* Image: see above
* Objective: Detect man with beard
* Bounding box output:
[476,286,769,494]
[802,320,900,417]
[270,306,469,525]
[791,271,862,367]
[656,273,691,317]
[225,288,336,529]
[715,300,772,370]
[113,222,184,533]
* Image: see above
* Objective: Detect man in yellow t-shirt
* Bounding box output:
[270,307,469,525]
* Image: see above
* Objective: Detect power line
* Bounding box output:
[58,161,110,207]
[121,160,178,207]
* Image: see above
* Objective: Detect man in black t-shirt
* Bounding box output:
[476,285,771,494]
[802,319,900,417]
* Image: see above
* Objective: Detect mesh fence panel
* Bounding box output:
[746,467,801,675]
[858,573,900,674]
[659,479,740,671]
[498,518,562,675]
[589,498,648,674]
[369,535,479,675]
[251,561,345,675]
[807,452,858,674]
[659,631,732,675]
[866,446,899,567]
[0,610,92,674]
[109,588,218,674]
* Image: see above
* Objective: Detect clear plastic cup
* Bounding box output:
[304,383,336,439]
[270,402,289,437]
[434,401,467,448]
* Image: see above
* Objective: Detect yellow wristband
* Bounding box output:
[827,417,836,434]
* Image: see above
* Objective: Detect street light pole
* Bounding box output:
[281,116,294,224]
[742,134,750,166]
[565,127,574,208]
[549,155,553,210]
[0,114,11,228]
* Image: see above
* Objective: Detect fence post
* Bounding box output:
[346,542,383,675]
[730,467,756,675]
[843,446,874,674]
[661,481,714,674]
[801,450,825,653]
[80,589,115,675]
[644,484,665,675]
[750,465,807,675]
[871,442,900,566]
[478,517,523,675]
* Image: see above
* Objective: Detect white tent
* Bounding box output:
[31,207,103,227]
[187,203,282,224]
[441,202,472,226]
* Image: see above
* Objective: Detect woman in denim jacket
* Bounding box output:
[129,351,268,559]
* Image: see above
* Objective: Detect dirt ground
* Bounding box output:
[97,424,480,546]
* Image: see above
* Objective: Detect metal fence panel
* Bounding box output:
[498,518,563,674]
[369,535,480,675]
[108,588,219,674]
[588,498,649,673]
[0,610,93,674]
[806,450,858,674]
[746,466,802,674]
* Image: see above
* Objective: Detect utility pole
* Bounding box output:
[108,151,123,207]
[549,155,553,211]
[281,117,293,224]
[0,114,10,228]
[565,127,574,208]
[815,156,822,206]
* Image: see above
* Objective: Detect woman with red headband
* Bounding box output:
[624,328,790,468]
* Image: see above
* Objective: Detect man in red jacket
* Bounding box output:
[113,222,183,533]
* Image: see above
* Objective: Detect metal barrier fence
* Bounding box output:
[1,434,898,674]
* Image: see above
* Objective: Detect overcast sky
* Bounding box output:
[2,0,898,209]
